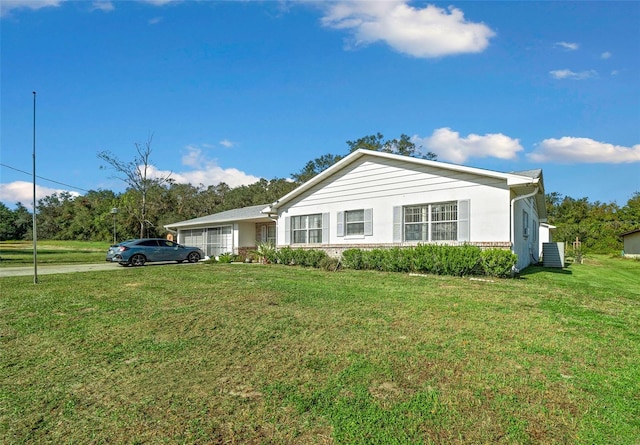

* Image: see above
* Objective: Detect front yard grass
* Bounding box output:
[1,256,638,444]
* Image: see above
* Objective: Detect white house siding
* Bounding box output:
[512,195,541,270]
[276,157,513,251]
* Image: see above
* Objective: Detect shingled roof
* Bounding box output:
[164,204,271,230]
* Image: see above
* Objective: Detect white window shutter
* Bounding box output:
[284,217,291,244]
[364,208,373,236]
[393,206,402,243]
[337,211,344,237]
[322,212,330,244]
[457,200,470,242]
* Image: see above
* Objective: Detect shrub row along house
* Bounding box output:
[164,149,546,271]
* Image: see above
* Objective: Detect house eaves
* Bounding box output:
[267,149,543,211]
[165,204,271,230]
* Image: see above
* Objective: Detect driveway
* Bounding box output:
[0,262,201,278]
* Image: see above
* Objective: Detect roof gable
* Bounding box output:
[269,149,543,211]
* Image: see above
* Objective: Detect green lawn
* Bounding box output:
[0,241,109,266]
[1,256,638,444]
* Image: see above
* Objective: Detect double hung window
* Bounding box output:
[292,214,323,244]
[346,210,365,236]
[400,201,465,242]
[337,209,373,237]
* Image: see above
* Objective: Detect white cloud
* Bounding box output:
[412,128,523,163]
[601,51,612,59]
[1,0,65,17]
[140,0,181,5]
[219,139,235,148]
[91,1,114,12]
[0,181,80,210]
[148,17,162,25]
[528,137,640,164]
[148,145,261,188]
[1,0,180,17]
[549,69,597,80]
[555,41,579,51]
[320,1,495,58]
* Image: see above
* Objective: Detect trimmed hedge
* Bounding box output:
[268,245,517,278]
[342,245,517,278]
[275,247,329,268]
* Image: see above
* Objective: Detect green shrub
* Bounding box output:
[217,252,235,264]
[253,242,277,264]
[340,245,514,278]
[362,249,387,271]
[342,249,364,270]
[480,249,517,277]
[319,256,341,271]
[273,247,328,268]
[276,246,294,265]
[305,249,329,268]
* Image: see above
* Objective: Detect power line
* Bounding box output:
[0,162,92,193]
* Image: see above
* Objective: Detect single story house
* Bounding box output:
[263,149,546,271]
[164,204,275,258]
[621,228,640,258]
[165,149,546,270]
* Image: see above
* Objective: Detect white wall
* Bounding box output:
[237,221,258,248]
[276,157,512,247]
[512,195,540,270]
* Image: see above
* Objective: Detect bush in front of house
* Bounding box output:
[275,246,294,265]
[341,245,517,278]
[342,248,364,270]
[217,252,235,263]
[275,247,328,268]
[268,245,517,278]
[318,256,341,271]
[480,249,518,278]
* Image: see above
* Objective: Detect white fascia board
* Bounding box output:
[165,216,265,230]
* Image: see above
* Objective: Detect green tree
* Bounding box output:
[98,134,171,238]
[620,192,640,229]
[291,133,437,185]
[291,154,344,184]
[346,133,437,160]
[0,203,17,240]
[36,192,76,239]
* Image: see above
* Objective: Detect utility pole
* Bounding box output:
[32,91,38,284]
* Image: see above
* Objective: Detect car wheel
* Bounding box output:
[130,254,146,267]
[187,252,201,263]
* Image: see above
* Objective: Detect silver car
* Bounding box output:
[106,238,204,267]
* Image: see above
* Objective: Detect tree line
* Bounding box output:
[1,133,638,254]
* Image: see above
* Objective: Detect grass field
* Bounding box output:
[0,241,109,266]
[1,252,638,444]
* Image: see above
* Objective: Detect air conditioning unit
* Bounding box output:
[523,227,530,237]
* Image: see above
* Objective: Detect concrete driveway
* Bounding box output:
[0,261,202,277]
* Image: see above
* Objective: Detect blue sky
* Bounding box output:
[1,0,639,211]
